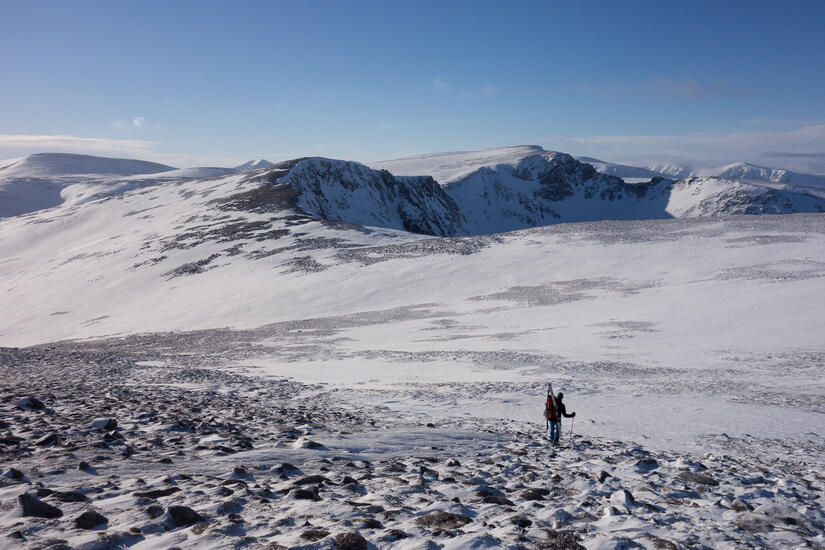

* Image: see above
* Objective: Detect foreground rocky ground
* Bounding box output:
[1,345,824,550]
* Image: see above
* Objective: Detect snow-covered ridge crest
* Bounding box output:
[267,157,466,237]
[0,152,174,177]
[235,158,274,171]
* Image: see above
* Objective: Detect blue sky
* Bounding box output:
[2,0,825,171]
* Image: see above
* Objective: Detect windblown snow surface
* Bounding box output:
[1,152,824,549]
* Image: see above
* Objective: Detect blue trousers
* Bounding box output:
[548,420,560,443]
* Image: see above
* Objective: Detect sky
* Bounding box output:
[2,0,825,172]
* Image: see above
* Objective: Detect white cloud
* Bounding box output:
[0,135,158,160]
[111,120,126,129]
[133,116,145,128]
[432,76,451,91]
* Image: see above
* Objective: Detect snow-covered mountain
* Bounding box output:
[576,156,663,181]
[234,159,274,171]
[373,146,825,234]
[0,154,247,218]
[0,153,177,218]
[4,148,825,230]
[0,152,173,178]
[279,157,466,236]
[581,155,825,189]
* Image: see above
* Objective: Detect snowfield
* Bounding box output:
[1,149,824,549]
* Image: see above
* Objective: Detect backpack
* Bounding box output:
[544,394,558,421]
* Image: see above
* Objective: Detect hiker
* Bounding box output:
[547,391,575,444]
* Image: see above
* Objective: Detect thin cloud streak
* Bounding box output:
[540,124,825,174]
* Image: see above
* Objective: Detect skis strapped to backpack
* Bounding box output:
[544,382,558,423]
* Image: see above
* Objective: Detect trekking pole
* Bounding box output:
[569,416,574,441]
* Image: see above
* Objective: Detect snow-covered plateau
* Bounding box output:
[1,148,824,549]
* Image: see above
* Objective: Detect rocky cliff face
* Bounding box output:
[266,157,467,237]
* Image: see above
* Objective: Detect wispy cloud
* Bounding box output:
[0,134,158,159]
[644,76,703,99]
[111,120,126,129]
[432,76,451,92]
[133,116,145,128]
[582,76,748,101]
[0,134,240,168]
[432,77,498,99]
[762,151,825,159]
[538,124,825,174]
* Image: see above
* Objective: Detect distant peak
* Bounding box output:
[235,159,274,171]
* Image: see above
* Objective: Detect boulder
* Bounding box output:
[166,505,204,527]
[334,532,367,550]
[677,471,718,486]
[13,397,45,410]
[90,418,118,430]
[75,509,108,529]
[415,511,472,530]
[18,493,62,518]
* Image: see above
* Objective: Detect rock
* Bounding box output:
[77,461,92,471]
[133,487,181,499]
[274,463,300,475]
[753,503,808,526]
[635,458,659,472]
[292,437,326,450]
[90,418,118,430]
[677,471,718,486]
[537,530,585,549]
[52,491,88,503]
[610,489,635,509]
[730,498,753,512]
[597,470,612,483]
[334,531,367,550]
[293,487,321,501]
[520,487,549,500]
[166,505,204,527]
[481,494,515,505]
[734,513,774,533]
[4,467,25,481]
[415,511,472,530]
[13,396,45,410]
[300,528,329,541]
[18,493,63,518]
[35,433,59,446]
[294,474,327,486]
[191,522,209,535]
[145,505,164,518]
[361,518,383,529]
[510,515,532,528]
[75,509,108,529]
[380,529,409,542]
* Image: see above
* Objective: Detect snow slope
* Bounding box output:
[2,153,824,548]
[0,153,175,219]
[576,156,663,181]
[0,156,823,453]
[0,152,173,178]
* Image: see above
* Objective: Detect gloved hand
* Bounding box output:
[571,412,576,417]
